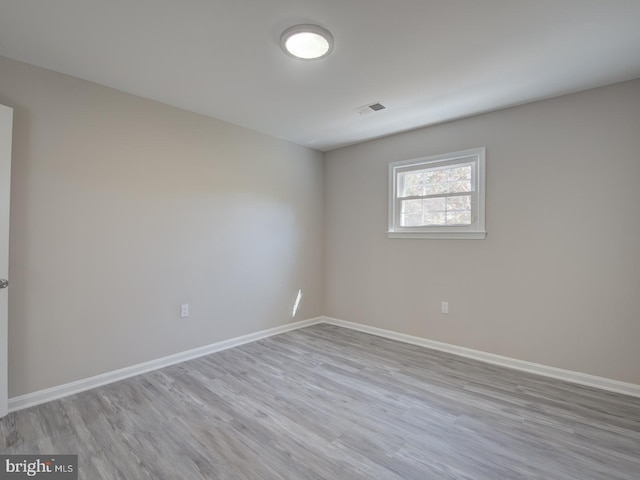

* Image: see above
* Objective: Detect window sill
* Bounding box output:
[387,231,487,240]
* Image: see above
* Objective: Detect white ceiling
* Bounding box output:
[1,1,640,151]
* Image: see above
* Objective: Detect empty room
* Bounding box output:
[0,1,639,479]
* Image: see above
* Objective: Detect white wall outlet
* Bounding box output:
[441,301,449,314]
[180,304,189,318]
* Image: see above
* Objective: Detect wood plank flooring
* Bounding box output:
[1,324,639,479]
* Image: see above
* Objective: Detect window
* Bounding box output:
[388,147,486,239]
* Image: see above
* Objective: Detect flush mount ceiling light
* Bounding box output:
[280,24,334,60]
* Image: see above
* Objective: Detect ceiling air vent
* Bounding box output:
[355,102,387,116]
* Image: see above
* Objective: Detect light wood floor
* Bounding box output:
[1,324,639,479]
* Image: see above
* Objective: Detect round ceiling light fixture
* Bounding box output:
[280,24,334,60]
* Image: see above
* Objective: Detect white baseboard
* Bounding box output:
[322,316,640,399]
[9,314,639,413]
[8,317,324,413]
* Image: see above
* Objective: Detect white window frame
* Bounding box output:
[388,147,486,239]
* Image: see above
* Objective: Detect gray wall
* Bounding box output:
[325,79,640,385]
[0,56,325,397]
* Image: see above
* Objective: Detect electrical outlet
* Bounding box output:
[180,304,189,318]
[441,301,449,314]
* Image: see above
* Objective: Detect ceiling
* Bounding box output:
[1,1,640,152]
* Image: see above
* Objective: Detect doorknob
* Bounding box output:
[0,279,7,289]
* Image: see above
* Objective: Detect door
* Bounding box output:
[0,104,13,417]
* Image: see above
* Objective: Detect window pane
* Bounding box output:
[425,170,447,184]
[423,197,446,212]
[402,184,423,196]
[401,213,423,226]
[424,212,446,225]
[446,195,471,211]
[425,182,449,195]
[402,165,474,196]
[447,165,471,181]
[400,199,424,226]
[401,199,423,214]
[446,211,471,225]
[399,172,424,197]
[448,180,472,193]
[400,198,451,226]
